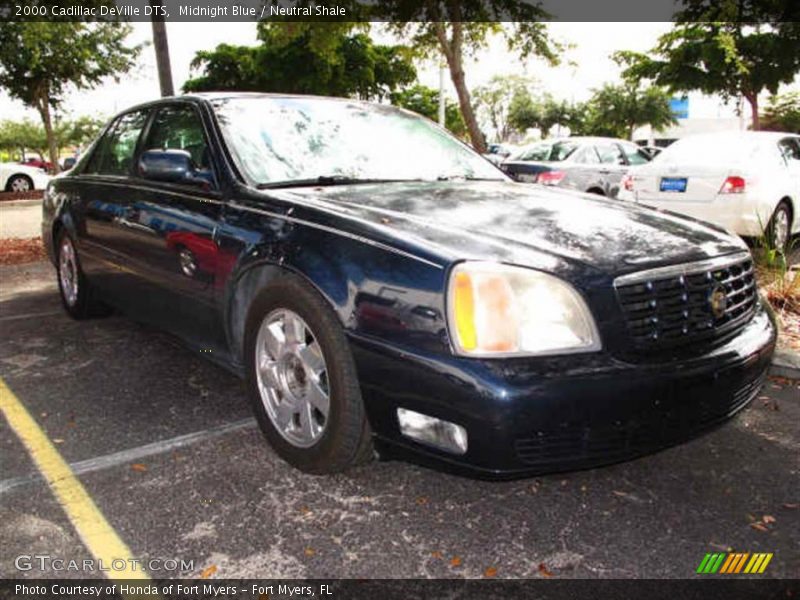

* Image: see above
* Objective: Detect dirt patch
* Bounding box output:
[0,237,47,265]
[0,190,43,202]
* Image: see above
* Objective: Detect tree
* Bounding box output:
[184,26,416,101]
[584,83,677,139]
[0,23,141,173]
[0,116,106,163]
[473,75,535,142]
[761,92,800,133]
[508,93,580,138]
[617,19,800,130]
[390,84,466,137]
[0,120,46,160]
[383,14,561,153]
[267,14,561,152]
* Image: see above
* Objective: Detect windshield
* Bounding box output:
[511,140,579,162]
[211,96,505,186]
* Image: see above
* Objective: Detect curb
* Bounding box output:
[770,348,800,380]
[0,198,42,208]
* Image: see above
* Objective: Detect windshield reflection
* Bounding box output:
[211,96,505,187]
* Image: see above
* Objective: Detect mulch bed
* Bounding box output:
[0,237,47,265]
[0,190,43,202]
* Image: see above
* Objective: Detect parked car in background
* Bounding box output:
[20,157,53,172]
[501,137,652,197]
[43,93,775,478]
[628,132,800,250]
[483,143,515,165]
[1,161,51,191]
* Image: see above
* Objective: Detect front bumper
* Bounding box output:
[350,304,776,479]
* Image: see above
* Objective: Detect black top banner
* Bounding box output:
[2,579,798,600]
[1,0,799,22]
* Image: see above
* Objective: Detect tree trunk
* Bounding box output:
[150,5,175,97]
[745,93,759,131]
[434,22,486,153]
[36,92,59,175]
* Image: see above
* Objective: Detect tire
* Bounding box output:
[767,200,793,252]
[6,174,32,192]
[244,275,373,474]
[56,231,109,319]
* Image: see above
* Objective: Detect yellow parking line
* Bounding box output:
[0,378,149,580]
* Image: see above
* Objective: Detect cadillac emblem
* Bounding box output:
[708,284,727,319]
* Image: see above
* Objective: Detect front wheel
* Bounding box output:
[244,276,373,474]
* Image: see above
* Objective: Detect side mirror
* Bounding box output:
[139,149,203,185]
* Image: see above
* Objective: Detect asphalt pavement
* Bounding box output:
[0,262,797,580]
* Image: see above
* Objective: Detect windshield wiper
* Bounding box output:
[257,175,418,190]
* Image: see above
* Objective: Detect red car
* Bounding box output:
[19,157,53,172]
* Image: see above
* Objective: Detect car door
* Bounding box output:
[123,102,227,349]
[594,142,628,196]
[76,109,151,288]
[564,145,603,193]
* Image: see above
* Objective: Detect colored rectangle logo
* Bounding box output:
[697,552,773,575]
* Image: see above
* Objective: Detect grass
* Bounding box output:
[752,232,800,352]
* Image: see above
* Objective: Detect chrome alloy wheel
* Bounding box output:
[58,236,79,307]
[255,308,330,448]
[773,208,790,250]
[9,176,31,192]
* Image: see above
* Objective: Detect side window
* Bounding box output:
[621,144,651,166]
[90,111,149,176]
[778,138,800,163]
[143,104,214,185]
[596,143,625,165]
[573,146,600,165]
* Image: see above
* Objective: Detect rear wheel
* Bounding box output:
[767,200,792,252]
[56,232,109,319]
[6,174,32,192]
[244,276,372,473]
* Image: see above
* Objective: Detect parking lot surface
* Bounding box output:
[0,262,798,579]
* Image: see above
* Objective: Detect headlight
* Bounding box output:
[446,262,601,357]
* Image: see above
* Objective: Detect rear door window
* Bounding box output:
[596,143,625,165]
[573,146,600,164]
[778,137,800,163]
[88,110,149,176]
[621,143,651,166]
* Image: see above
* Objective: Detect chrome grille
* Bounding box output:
[615,254,757,351]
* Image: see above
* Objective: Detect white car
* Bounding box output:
[629,132,800,249]
[0,162,51,192]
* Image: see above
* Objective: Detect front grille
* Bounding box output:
[615,255,757,352]
[514,368,766,468]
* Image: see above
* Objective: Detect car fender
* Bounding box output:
[222,229,449,367]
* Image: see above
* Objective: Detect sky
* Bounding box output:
[0,22,795,126]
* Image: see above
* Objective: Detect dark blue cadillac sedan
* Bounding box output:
[42,93,776,478]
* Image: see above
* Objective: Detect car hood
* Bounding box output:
[280,180,748,276]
